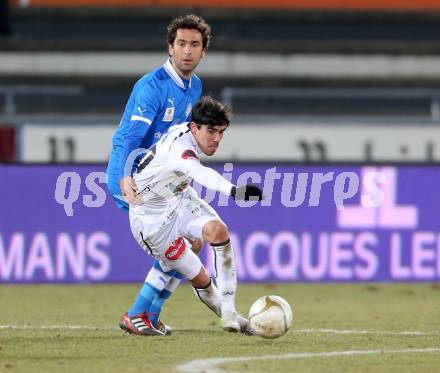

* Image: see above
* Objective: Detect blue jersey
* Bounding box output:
[107,59,202,181]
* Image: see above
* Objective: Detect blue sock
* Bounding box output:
[149,270,184,326]
[149,289,172,326]
[128,282,160,317]
[128,261,175,317]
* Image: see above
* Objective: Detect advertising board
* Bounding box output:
[1,164,439,283]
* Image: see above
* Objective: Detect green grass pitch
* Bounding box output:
[1,283,439,372]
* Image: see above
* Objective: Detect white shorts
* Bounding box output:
[129,188,222,279]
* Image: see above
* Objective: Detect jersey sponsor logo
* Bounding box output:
[164,237,186,260]
[137,181,157,196]
[159,209,177,231]
[181,149,198,160]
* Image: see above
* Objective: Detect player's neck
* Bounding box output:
[170,61,193,80]
[177,69,193,80]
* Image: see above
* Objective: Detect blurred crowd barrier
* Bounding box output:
[10,120,440,163]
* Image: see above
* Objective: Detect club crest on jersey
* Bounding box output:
[181,149,198,160]
[163,106,174,122]
[165,237,186,260]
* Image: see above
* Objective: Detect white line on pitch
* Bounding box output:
[1,325,439,337]
[0,325,117,330]
[177,348,440,373]
[294,328,440,336]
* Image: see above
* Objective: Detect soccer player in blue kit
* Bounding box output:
[106,15,211,336]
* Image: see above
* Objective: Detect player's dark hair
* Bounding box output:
[167,14,211,50]
[191,96,231,128]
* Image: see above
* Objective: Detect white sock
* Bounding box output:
[164,276,181,293]
[145,267,172,291]
[193,279,222,317]
[211,239,237,314]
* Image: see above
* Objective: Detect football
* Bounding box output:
[248,295,293,339]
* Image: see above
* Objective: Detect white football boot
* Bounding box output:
[237,314,254,335]
[222,312,254,335]
[221,311,240,332]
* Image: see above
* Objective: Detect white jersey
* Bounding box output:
[131,123,233,217]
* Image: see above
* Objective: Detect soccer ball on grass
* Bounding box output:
[248,295,293,339]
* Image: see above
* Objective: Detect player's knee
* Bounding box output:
[203,220,229,244]
[189,266,210,288]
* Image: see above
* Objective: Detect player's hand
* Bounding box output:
[120,176,143,205]
[231,184,264,201]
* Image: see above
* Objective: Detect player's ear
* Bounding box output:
[201,48,206,58]
[168,43,173,57]
[189,121,198,134]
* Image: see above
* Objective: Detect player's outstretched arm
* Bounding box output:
[175,158,264,201]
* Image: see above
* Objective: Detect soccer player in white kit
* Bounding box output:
[129,96,263,334]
